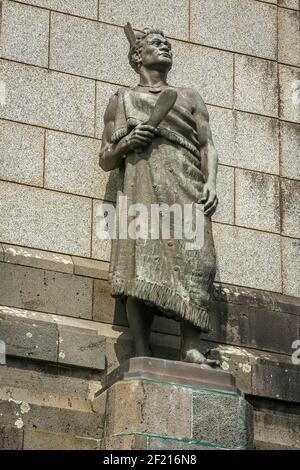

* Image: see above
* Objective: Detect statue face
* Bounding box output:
[140,33,172,71]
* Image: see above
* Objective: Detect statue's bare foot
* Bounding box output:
[183,348,220,369]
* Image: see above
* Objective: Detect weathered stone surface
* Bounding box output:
[213,224,281,292]
[99,0,189,40]
[235,169,281,233]
[105,380,192,438]
[0,181,91,257]
[45,131,117,201]
[191,0,277,60]
[279,64,300,123]
[278,8,300,67]
[192,391,252,449]
[282,237,300,297]
[0,1,49,67]
[3,244,73,274]
[57,325,105,370]
[0,120,44,186]
[235,55,278,117]
[93,279,127,326]
[18,0,98,18]
[50,14,136,86]
[0,263,93,319]
[0,426,23,450]
[0,307,58,362]
[254,409,300,450]
[0,60,95,136]
[278,0,299,9]
[23,428,101,450]
[281,178,300,238]
[208,107,279,174]
[72,256,109,279]
[0,244,4,262]
[212,165,234,224]
[101,435,147,450]
[92,199,112,261]
[96,81,126,139]
[280,121,300,181]
[170,41,233,108]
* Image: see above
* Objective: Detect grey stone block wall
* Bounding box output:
[0,0,299,298]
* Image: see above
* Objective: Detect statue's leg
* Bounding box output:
[126,296,155,357]
[180,320,219,368]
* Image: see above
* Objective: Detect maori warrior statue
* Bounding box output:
[99,24,219,368]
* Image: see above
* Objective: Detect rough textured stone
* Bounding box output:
[50,14,136,86]
[72,257,109,279]
[99,0,189,40]
[0,426,23,450]
[0,244,4,262]
[213,224,282,292]
[279,64,300,123]
[254,409,300,450]
[0,60,95,136]
[3,244,73,274]
[208,107,279,174]
[0,181,91,257]
[280,121,300,180]
[278,8,300,67]
[93,279,127,326]
[92,199,113,262]
[18,0,98,18]
[212,165,234,224]
[0,308,58,362]
[282,237,300,297]
[0,120,44,186]
[0,263,93,319]
[191,0,277,60]
[57,325,105,370]
[170,41,233,108]
[96,81,126,138]
[23,428,101,450]
[235,55,278,117]
[0,1,49,67]
[278,0,299,9]
[105,380,192,439]
[235,169,281,233]
[192,391,252,449]
[45,131,117,201]
[281,178,300,238]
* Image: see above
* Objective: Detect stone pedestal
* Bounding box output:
[98,357,253,450]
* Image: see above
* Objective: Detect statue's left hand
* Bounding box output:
[201,182,218,217]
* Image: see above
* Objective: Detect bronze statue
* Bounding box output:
[99,24,219,368]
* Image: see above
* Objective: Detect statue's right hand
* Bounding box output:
[123,124,156,152]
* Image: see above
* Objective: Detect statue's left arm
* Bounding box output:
[193,91,219,217]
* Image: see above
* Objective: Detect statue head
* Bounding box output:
[125,25,173,74]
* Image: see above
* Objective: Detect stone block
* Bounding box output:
[0,262,93,319]
[23,428,101,450]
[0,181,92,257]
[57,325,106,370]
[279,64,300,123]
[282,237,300,297]
[192,391,253,449]
[0,309,58,362]
[50,14,136,85]
[0,119,44,186]
[212,165,234,224]
[92,199,113,261]
[3,244,73,274]
[209,107,279,175]
[0,60,95,136]
[99,0,189,40]
[235,169,281,233]
[170,41,233,108]
[191,0,276,60]
[18,0,98,18]
[0,244,4,262]
[96,81,126,138]
[213,223,281,292]
[45,131,117,201]
[278,0,299,9]
[105,380,192,439]
[93,279,127,326]
[72,256,109,279]
[280,121,300,180]
[281,178,300,238]
[0,426,23,450]
[278,8,300,67]
[0,1,49,67]
[235,55,278,117]
[254,409,300,450]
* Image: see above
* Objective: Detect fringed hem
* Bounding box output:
[110,275,210,332]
